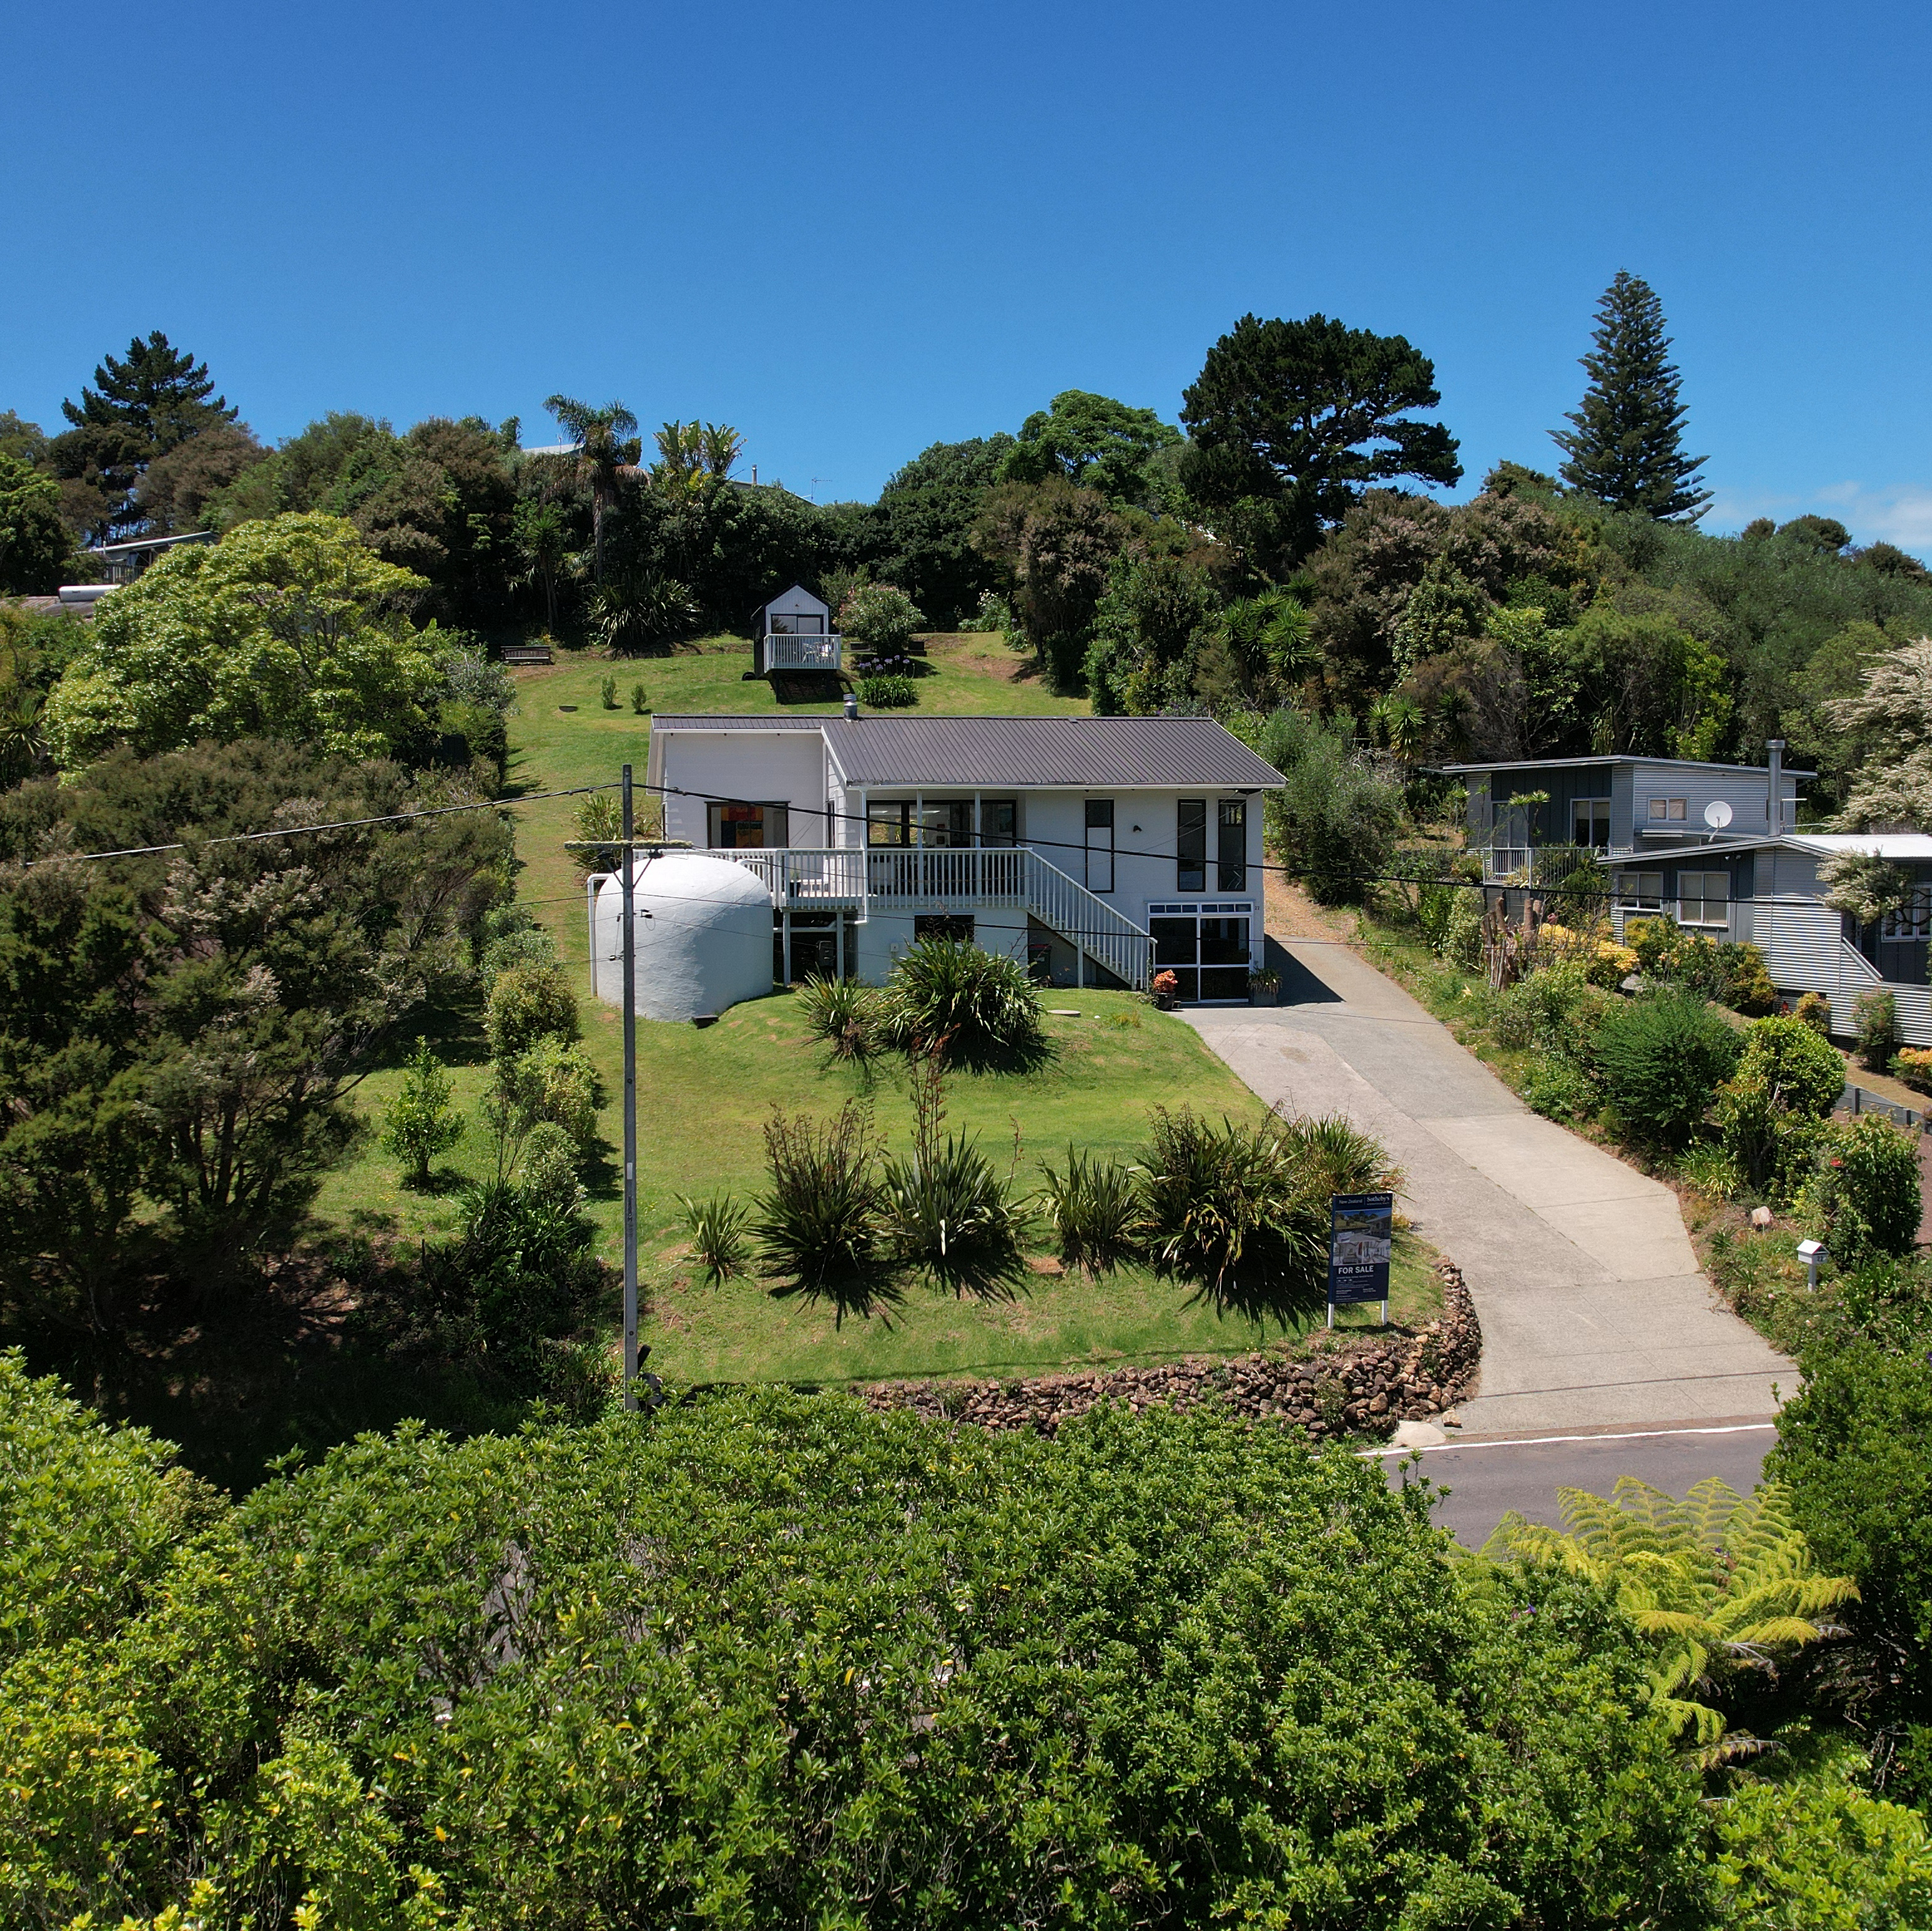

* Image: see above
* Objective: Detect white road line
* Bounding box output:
[1363,1421,1778,1458]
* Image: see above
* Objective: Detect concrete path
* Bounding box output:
[1184,939,1796,1435]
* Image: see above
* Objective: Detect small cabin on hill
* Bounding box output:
[749,585,840,675]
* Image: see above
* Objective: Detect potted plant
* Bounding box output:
[1247,967,1280,1007]
[1151,969,1180,1011]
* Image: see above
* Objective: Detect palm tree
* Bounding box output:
[544,395,639,584]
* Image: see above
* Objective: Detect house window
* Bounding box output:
[980,798,1017,846]
[1177,798,1207,892]
[867,801,908,845]
[1085,799,1115,893]
[1881,894,1932,941]
[709,801,788,848]
[1617,870,1664,914]
[1678,871,1730,929]
[1648,798,1688,823]
[1217,799,1247,891]
[867,799,1017,847]
[1572,798,1613,849]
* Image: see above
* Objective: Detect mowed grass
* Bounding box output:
[312,632,1442,1384]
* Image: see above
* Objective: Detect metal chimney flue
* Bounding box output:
[1766,739,1784,832]
[843,692,859,721]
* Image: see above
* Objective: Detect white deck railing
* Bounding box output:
[765,632,841,670]
[696,844,1153,988]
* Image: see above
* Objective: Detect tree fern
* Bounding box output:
[1479,1477,1856,1758]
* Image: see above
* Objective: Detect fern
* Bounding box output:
[1478,1477,1857,1756]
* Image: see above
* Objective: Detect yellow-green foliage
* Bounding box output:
[1480,1477,1857,1755]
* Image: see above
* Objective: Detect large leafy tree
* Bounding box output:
[0,453,72,594]
[1180,313,1462,576]
[43,513,448,766]
[998,390,1183,509]
[544,396,640,582]
[1552,272,1712,522]
[0,742,510,1308]
[863,435,1014,626]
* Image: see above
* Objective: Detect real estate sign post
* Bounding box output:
[1328,1191,1394,1328]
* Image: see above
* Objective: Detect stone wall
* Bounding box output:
[861,1262,1481,1442]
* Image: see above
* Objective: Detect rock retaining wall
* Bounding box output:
[862,1262,1481,1441]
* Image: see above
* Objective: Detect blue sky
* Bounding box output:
[6,1,1931,546]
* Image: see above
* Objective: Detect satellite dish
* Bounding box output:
[1704,800,1734,829]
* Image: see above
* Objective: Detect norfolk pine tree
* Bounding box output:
[1552,272,1712,521]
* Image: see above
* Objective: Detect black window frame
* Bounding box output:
[1216,798,1247,892]
[1177,798,1206,892]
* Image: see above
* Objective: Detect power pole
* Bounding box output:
[620,762,639,1409]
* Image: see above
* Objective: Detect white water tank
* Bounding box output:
[591,852,772,1021]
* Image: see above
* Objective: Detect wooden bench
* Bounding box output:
[502,644,554,665]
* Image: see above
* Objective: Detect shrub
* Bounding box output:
[1256,708,1402,905]
[1441,885,1486,970]
[1794,990,1833,1034]
[1805,1115,1923,1264]
[479,905,560,982]
[630,681,649,715]
[1715,1069,1819,1200]
[520,1120,586,1215]
[1719,941,1779,1017]
[1769,1338,1932,1750]
[680,1193,750,1284]
[1857,990,1901,1073]
[1036,1145,1143,1275]
[856,673,918,708]
[797,973,881,1059]
[1712,1758,1932,1930]
[1738,1013,1847,1120]
[881,938,1044,1064]
[498,1037,604,1156]
[1624,914,1681,980]
[1137,1108,1333,1321]
[485,963,579,1062]
[1584,938,1638,988]
[752,1101,886,1312]
[881,1131,1029,1299]
[1523,1057,1599,1123]
[380,1036,466,1187]
[1414,875,1457,955]
[1594,992,1741,1145]
[1897,1047,1932,1096]
[599,673,620,709]
[839,580,926,658]
[1675,1141,1744,1199]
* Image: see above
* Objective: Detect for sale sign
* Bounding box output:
[1328,1192,1394,1309]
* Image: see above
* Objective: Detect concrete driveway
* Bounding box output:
[1184,938,1796,1435]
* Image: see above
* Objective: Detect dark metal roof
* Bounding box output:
[651,714,1285,788]
[1439,754,1815,778]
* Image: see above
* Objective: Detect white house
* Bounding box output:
[642,712,1286,997]
[749,585,840,676]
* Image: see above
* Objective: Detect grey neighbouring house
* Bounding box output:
[643,712,1285,997]
[1444,746,1932,1044]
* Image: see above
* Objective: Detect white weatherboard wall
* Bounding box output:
[591,853,773,1021]
[658,732,830,847]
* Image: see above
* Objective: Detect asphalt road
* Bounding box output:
[1370,1421,1779,1549]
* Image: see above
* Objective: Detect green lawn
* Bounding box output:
[313,635,1442,1386]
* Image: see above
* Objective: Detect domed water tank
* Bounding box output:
[591,853,773,1022]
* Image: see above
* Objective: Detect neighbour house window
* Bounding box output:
[708,801,788,849]
[1678,872,1730,929]
[1572,798,1613,849]
[1881,893,1932,940]
[1178,798,1207,891]
[1648,798,1688,823]
[1617,870,1665,914]
[1217,798,1247,891]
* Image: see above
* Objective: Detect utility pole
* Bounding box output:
[620,762,639,1410]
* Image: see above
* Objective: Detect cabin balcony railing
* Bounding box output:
[765,632,841,670]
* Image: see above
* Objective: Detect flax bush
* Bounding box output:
[1036,1145,1143,1275]
[880,937,1044,1064]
